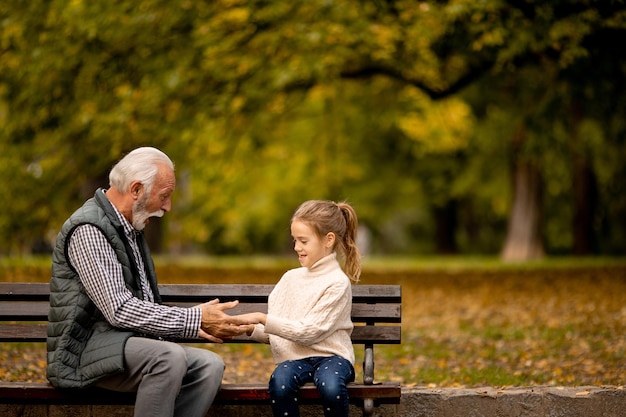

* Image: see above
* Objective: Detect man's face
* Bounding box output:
[131,165,175,231]
[131,192,163,231]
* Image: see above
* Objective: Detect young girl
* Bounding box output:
[243,200,362,417]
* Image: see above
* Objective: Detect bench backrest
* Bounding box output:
[0,282,401,345]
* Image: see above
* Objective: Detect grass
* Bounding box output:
[1,255,625,387]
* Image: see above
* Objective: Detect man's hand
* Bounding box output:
[195,299,252,343]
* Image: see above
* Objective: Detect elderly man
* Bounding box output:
[47,147,250,417]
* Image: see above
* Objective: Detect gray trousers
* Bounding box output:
[96,336,225,417]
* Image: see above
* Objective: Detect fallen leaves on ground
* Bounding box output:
[2,267,625,387]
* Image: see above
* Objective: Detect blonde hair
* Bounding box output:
[291,200,361,282]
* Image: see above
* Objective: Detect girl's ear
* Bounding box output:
[325,232,336,248]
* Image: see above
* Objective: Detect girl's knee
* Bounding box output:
[316,377,345,399]
[269,371,296,392]
[269,363,303,399]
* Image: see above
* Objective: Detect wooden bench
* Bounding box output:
[0,282,401,416]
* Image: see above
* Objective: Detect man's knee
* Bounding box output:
[197,348,225,369]
[153,342,188,378]
[182,346,225,384]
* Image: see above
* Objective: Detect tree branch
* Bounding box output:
[339,60,494,100]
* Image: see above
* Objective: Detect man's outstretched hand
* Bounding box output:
[195,299,253,343]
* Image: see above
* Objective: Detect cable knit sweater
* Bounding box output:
[249,252,355,365]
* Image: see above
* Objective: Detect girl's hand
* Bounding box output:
[236,312,267,325]
[243,324,256,336]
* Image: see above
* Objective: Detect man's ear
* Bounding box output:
[130,181,143,198]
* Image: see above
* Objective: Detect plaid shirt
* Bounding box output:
[67,205,201,339]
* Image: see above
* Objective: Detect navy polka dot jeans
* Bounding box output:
[268,356,355,417]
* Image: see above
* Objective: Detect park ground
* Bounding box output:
[1,257,625,388]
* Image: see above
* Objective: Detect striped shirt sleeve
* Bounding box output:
[68,224,201,339]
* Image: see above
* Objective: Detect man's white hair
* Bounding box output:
[109,147,174,194]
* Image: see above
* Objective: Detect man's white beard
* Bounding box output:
[132,194,164,231]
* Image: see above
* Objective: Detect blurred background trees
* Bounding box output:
[1,0,625,260]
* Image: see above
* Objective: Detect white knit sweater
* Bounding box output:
[249,252,355,365]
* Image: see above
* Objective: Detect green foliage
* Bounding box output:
[1,0,625,255]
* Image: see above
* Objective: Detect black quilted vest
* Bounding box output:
[47,188,161,388]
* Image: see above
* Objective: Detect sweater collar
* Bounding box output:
[308,252,339,276]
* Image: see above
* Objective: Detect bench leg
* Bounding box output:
[363,344,374,384]
[363,398,374,417]
[362,343,375,416]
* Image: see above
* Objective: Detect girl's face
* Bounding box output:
[291,220,334,269]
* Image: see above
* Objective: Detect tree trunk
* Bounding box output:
[501,160,545,261]
[572,150,598,255]
[432,200,458,254]
[570,100,598,255]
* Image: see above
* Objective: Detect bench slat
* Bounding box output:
[167,303,401,322]
[0,381,401,405]
[161,302,400,322]
[215,383,401,404]
[1,302,400,322]
[0,324,47,342]
[0,302,49,320]
[0,323,400,344]
[0,283,49,300]
[0,283,401,303]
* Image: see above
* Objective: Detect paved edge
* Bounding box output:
[1,386,624,417]
[398,385,626,417]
